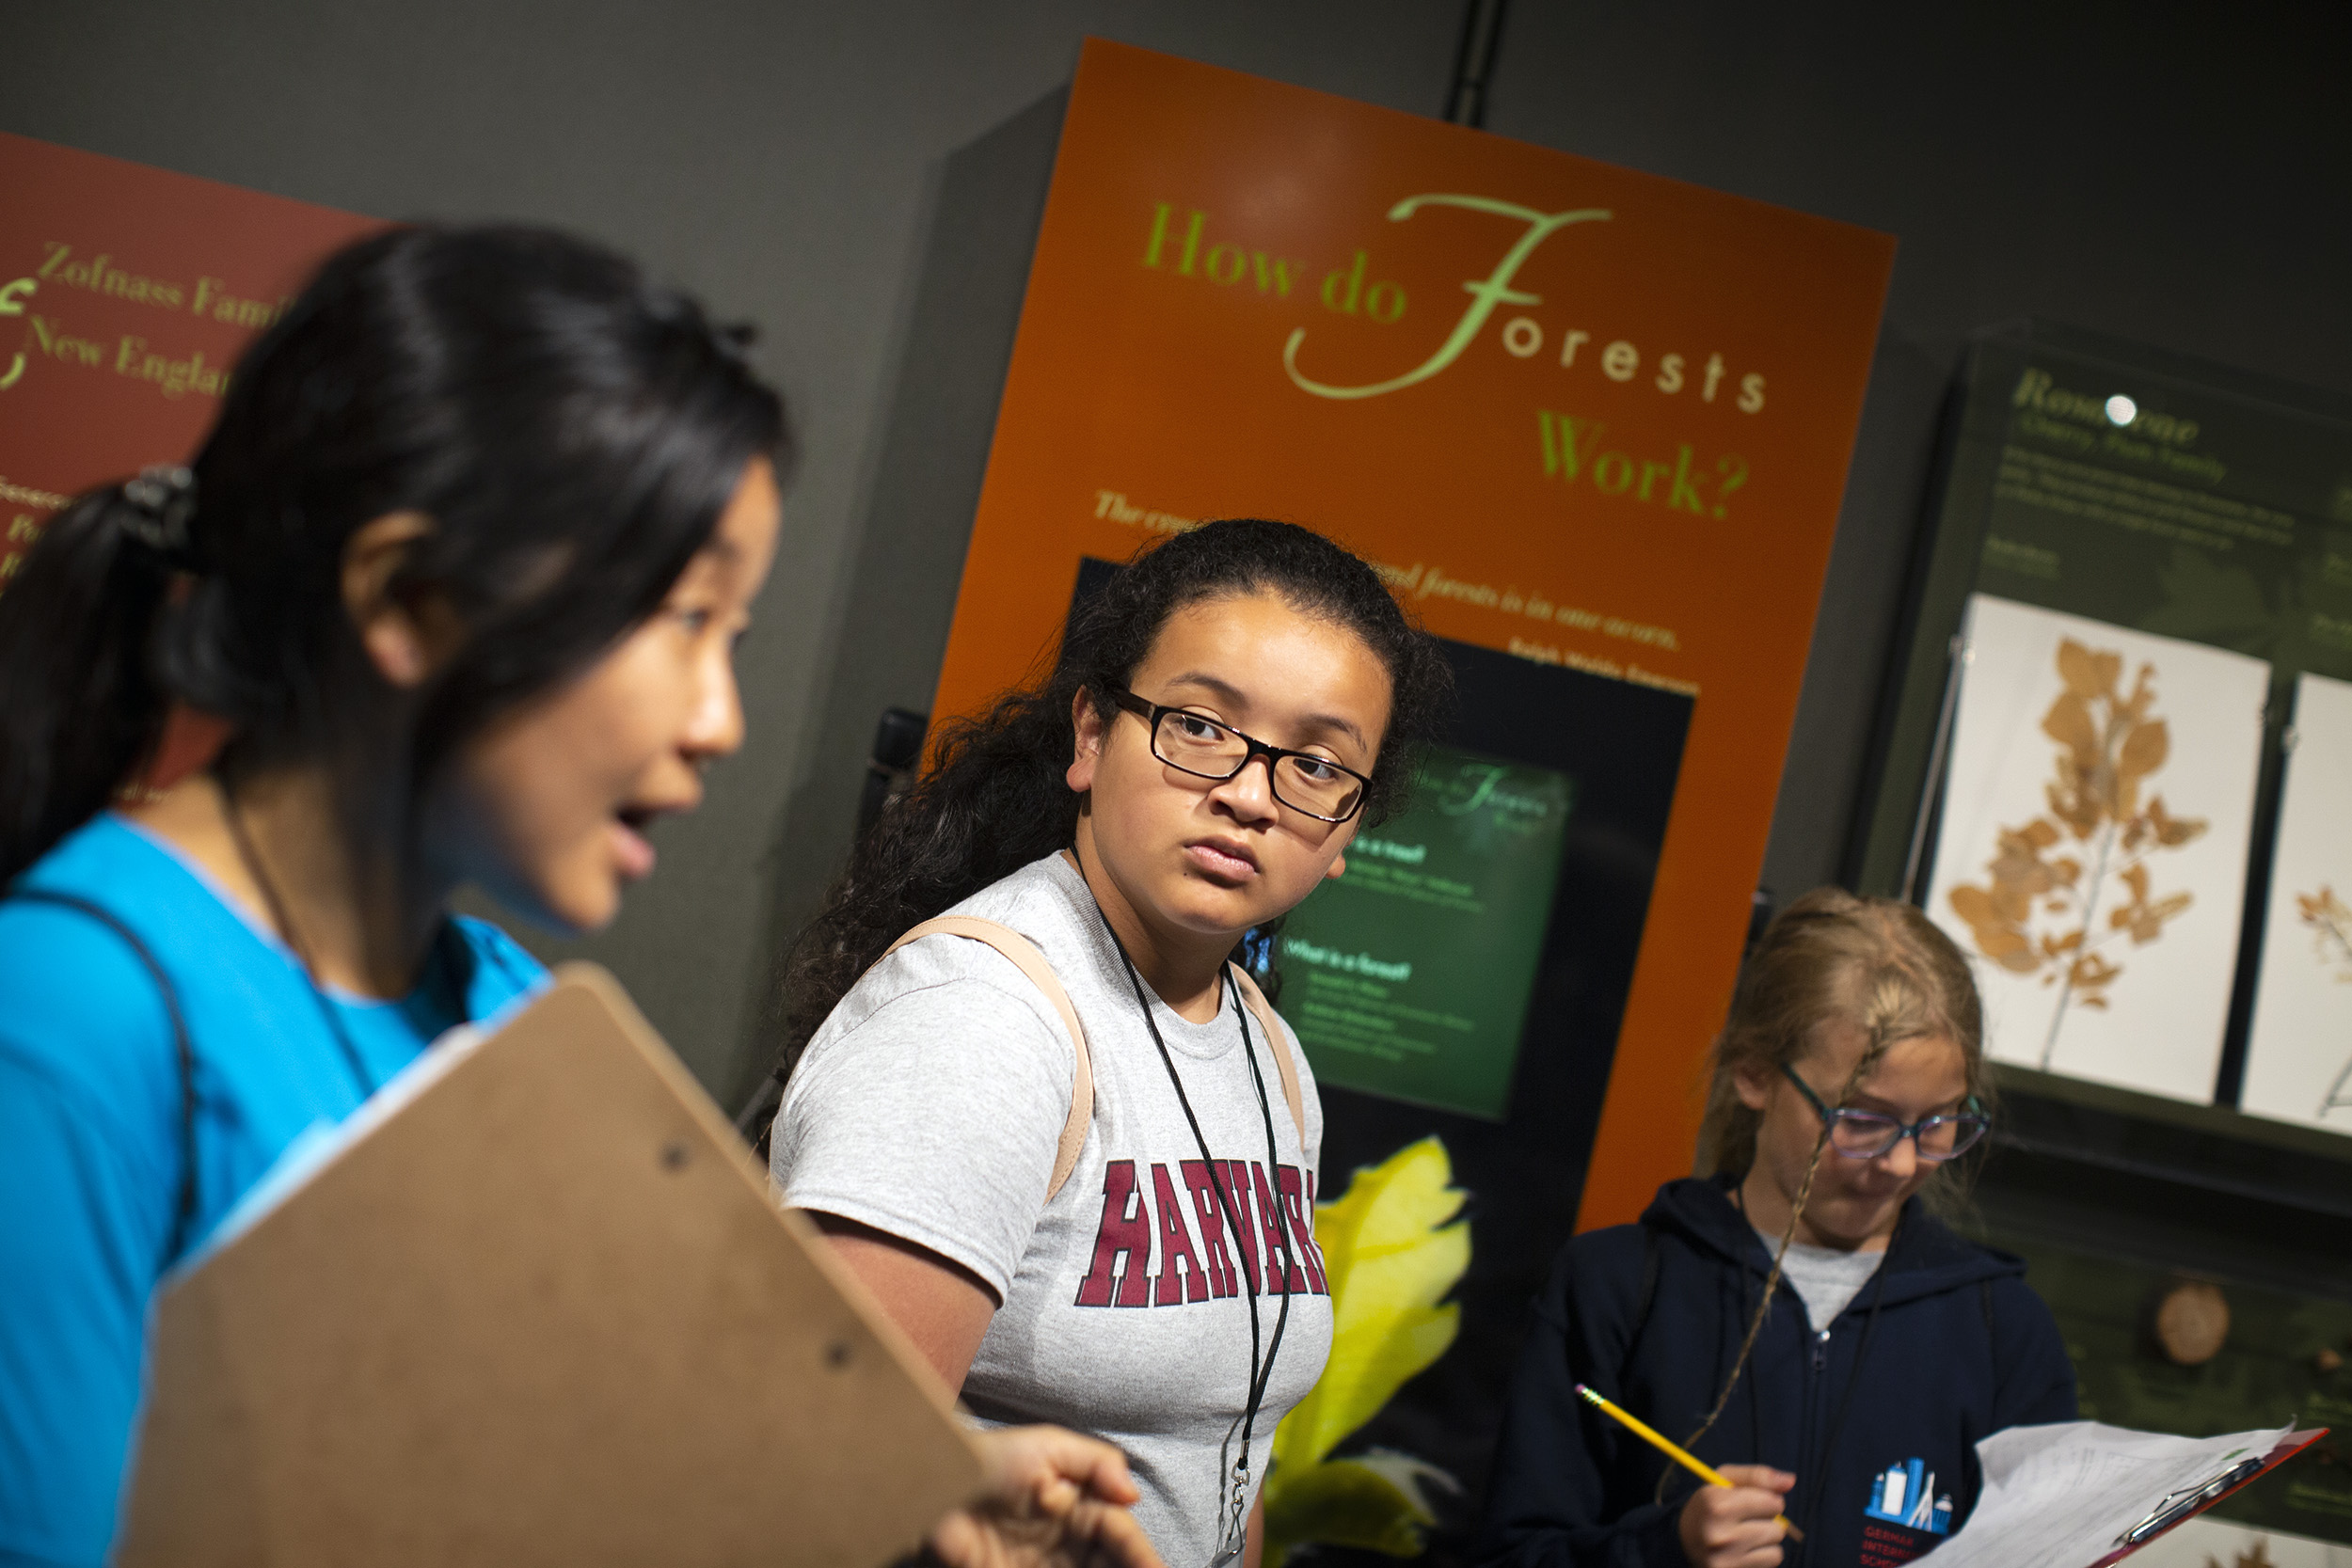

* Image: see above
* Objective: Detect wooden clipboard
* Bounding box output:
[2087,1426,2330,1568]
[116,964,984,1567]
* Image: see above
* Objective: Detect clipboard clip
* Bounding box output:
[2115,1455,2266,1546]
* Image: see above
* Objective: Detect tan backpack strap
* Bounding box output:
[1227,965,1306,1148]
[880,916,1094,1202]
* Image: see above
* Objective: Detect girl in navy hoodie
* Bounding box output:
[1476,890,2075,1568]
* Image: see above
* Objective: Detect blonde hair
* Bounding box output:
[1697,886,1989,1190]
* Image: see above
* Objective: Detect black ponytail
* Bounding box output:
[0,483,187,882]
[0,225,789,888]
[760,517,1452,1119]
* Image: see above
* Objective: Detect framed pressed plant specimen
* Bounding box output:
[1857,321,2352,1117]
[1927,594,2267,1102]
[2242,673,2352,1131]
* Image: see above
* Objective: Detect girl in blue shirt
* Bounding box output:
[0,226,1152,1568]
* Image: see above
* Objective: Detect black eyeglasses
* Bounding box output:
[1780,1064,1989,1162]
[1109,688,1372,824]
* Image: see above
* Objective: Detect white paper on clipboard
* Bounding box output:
[1913,1420,2298,1568]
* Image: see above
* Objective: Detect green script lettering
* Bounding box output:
[1284,195,1611,401]
[1538,412,1737,520]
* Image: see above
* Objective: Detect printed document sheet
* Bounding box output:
[1915,1420,2293,1568]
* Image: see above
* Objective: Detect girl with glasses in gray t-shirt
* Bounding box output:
[758,519,1452,1568]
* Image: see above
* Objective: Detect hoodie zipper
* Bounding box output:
[1788,1316,1825,1568]
[1792,1322,1834,1567]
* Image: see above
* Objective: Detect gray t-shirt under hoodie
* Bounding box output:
[1756,1224,1884,1329]
[773,852,1334,1568]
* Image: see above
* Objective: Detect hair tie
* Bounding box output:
[119,465,204,571]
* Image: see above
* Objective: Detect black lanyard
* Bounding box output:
[1091,899,1296,1567]
[223,798,486,1102]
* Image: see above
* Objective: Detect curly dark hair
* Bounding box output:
[749,518,1451,1143]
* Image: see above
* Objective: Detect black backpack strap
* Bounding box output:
[6,889,200,1267]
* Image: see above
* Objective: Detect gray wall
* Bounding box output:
[12,2,2346,1101]
[1479,2,2352,910]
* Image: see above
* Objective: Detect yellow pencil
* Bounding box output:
[1574,1384,1805,1543]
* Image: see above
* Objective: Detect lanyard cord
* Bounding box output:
[221,795,473,1101]
[1090,899,1296,1557]
[1226,986,1297,1456]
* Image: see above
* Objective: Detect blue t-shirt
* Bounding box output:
[0,815,546,1567]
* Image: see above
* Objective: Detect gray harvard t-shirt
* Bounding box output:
[773,853,1335,1568]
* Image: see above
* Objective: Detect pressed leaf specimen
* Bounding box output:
[2200,1541,2279,1568]
[2297,885,2352,984]
[1947,637,2209,1069]
[1262,1136,1469,1566]
[2300,885,2352,1118]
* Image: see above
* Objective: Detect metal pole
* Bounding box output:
[1900,631,1968,905]
[1446,0,1512,127]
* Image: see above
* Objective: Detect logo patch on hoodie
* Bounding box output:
[1858,1456,1952,1564]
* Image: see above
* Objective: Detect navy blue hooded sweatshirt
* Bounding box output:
[1474,1176,2075,1568]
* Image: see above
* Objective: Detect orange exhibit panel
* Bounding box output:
[931,39,1895,1253]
